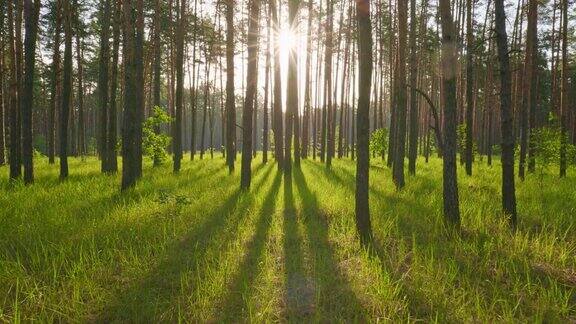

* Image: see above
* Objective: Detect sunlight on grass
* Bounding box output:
[0,156,574,321]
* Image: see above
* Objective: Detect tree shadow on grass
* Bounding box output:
[282,172,315,320]
[328,162,575,321]
[97,163,274,322]
[292,168,369,322]
[215,171,282,321]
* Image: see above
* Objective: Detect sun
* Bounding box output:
[277,27,298,53]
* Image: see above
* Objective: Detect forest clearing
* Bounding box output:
[0,157,574,321]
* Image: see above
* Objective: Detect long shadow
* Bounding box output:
[293,168,368,322]
[216,171,282,321]
[98,163,274,322]
[282,172,315,320]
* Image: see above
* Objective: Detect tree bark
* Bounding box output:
[355,0,373,245]
[494,0,518,225]
[121,0,145,190]
[393,0,407,189]
[241,0,261,188]
[225,0,236,173]
[60,0,73,179]
[438,0,461,225]
[464,0,474,176]
[21,0,41,184]
[173,0,187,173]
[98,0,111,172]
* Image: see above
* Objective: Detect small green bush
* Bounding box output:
[143,106,173,166]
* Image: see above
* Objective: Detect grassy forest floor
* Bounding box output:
[0,155,575,322]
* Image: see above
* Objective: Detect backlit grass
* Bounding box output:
[0,155,574,322]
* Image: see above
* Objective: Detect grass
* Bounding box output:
[0,154,574,322]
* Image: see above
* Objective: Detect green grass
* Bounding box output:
[0,155,574,322]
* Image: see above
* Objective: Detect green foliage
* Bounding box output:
[369,128,389,156]
[457,123,478,157]
[532,125,576,178]
[143,106,173,165]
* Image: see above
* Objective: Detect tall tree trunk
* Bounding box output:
[520,0,537,177]
[107,0,120,173]
[301,0,313,159]
[0,0,5,166]
[48,0,61,165]
[225,0,236,173]
[8,0,22,180]
[262,6,271,164]
[21,0,41,184]
[173,0,186,173]
[271,0,283,169]
[98,0,111,172]
[121,0,145,190]
[241,0,261,189]
[75,1,85,157]
[200,60,210,159]
[189,0,198,160]
[393,0,408,189]
[284,0,300,173]
[438,0,461,225]
[559,0,568,177]
[464,0,474,176]
[408,0,419,175]
[324,0,334,167]
[355,0,373,245]
[526,0,537,173]
[60,0,73,179]
[494,0,518,225]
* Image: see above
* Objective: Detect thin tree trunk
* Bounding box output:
[225,0,236,173]
[48,0,61,165]
[408,0,419,175]
[98,0,111,172]
[271,0,283,169]
[464,0,474,176]
[262,6,271,164]
[60,0,73,179]
[173,0,186,173]
[241,0,261,189]
[559,0,568,177]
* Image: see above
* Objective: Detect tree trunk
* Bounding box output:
[225,0,236,173]
[271,0,283,170]
[21,0,41,184]
[438,0,461,225]
[48,0,61,165]
[262,5,271,164]
[494,0,518,225]
[559,0,568,177]
[121,0,145,190]
[408,0,419,175]
[393,0,407,189]
[464,0,474,176]
[107,0,120,173]
[60,0,73,179]
[241,0,261,189]
[173,0,186,173]
[355,0,373,245]
[7,0,22,179]
[284,0,300,173]
[324,0,334,168]
[98,0,111,172]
